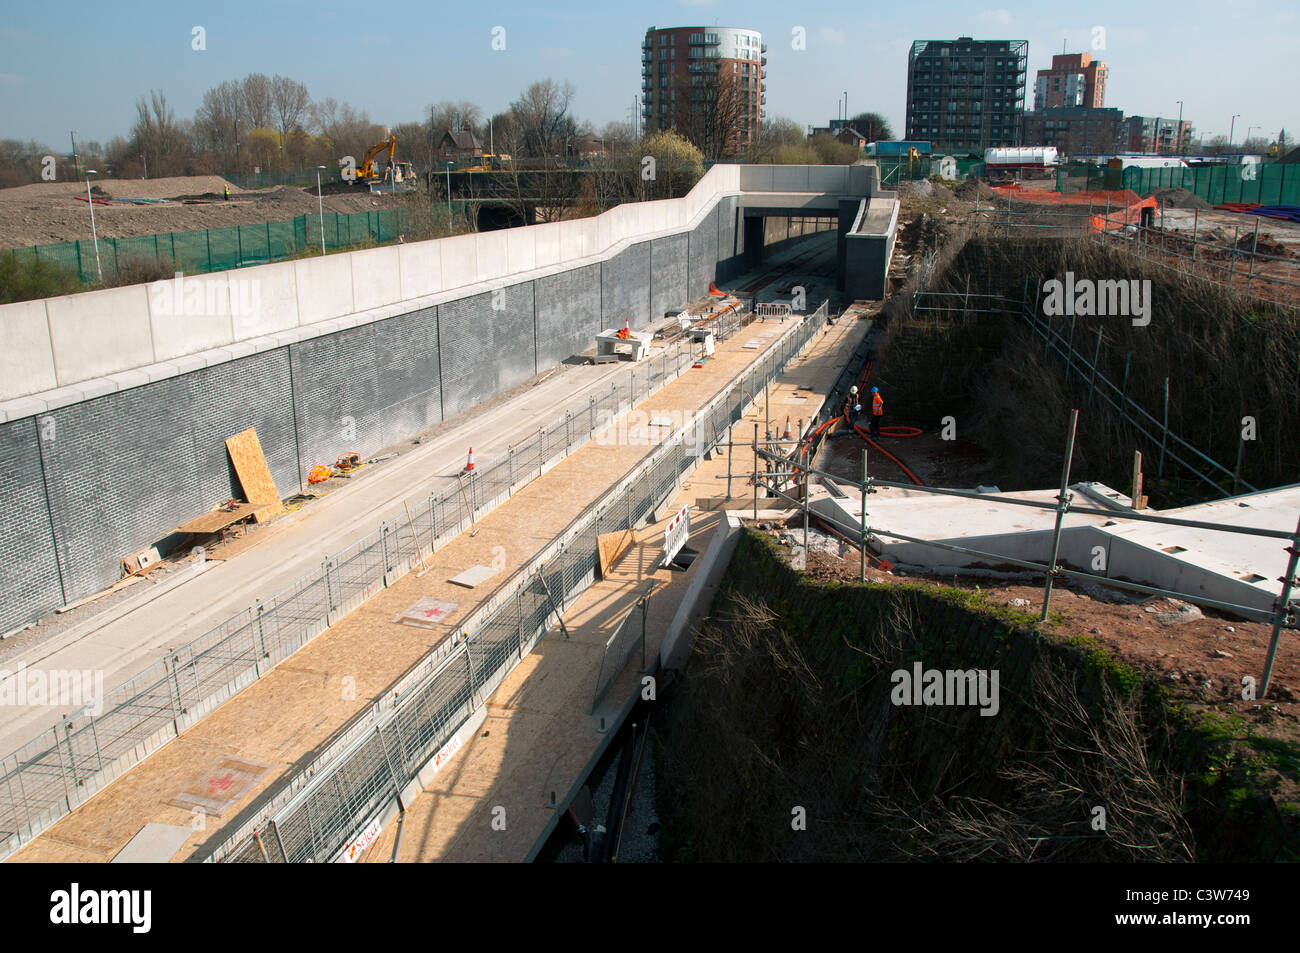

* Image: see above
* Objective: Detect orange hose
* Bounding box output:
[854,424,926,486]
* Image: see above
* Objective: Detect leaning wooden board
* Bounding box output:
[225,428,284,522]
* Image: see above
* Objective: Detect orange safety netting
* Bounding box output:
[990,184,1157,233]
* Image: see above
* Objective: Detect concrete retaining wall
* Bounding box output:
[0,165,765,634]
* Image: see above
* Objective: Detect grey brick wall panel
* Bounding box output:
[688,204,719,298]
[601,242,651,328]
[438,283,536,419]
[41,377,202,601]
[0,418,63,624]
[535,263,601,367]
[650,234,688,321]
[189,347,298,504]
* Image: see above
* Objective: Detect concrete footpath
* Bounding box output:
[7,301,862,863]
[358,313,869,862]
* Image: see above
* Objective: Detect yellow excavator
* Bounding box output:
[350,135,415,188]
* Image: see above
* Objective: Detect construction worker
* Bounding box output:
[842,385,860,428]
[870,386,884,438]
[223,183,230,201]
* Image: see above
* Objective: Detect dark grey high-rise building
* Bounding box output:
[906,38,1028,153]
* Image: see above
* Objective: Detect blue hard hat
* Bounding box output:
[871,386,879,393]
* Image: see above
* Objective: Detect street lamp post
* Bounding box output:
[445,162,453,215]
[1175,101,1183,154]
[1246,126,1258,149]
[1230,114,1240,149]
[84,170,102,281]
[315,166,327,255]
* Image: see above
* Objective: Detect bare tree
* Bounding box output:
[674,69,751,160]
[270,75,311,153]
[241,73,275,131]
[509,80,577,159]
[428,101,484,143]
[195,80,245,168]
[312,97,385,171]
[131,90,186,177]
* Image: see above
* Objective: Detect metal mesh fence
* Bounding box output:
[4,209,409,282]
[203,301,829,863]
[0,302,789,860]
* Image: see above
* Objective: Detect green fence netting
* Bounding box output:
[5,209,410,283]
[1057,162,1300,206]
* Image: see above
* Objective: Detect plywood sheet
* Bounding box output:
[597,529,633,578]
[175,502,261,536]
[225,428,283,520]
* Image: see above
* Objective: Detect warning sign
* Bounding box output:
[663,505,691,564]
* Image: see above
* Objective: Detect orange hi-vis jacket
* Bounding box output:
[872,393,884,416]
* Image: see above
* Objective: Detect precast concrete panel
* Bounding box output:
[437,284,536,419]
[649,234,689,322]
[535,263,601,368]
[0,417,64,626]
[42,376,201,602]
[601,242,651,328]
[0,299,57,401]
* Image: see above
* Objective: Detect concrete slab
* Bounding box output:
[448,565,498,589]
[111,823,192,863]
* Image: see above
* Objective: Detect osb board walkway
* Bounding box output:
[7,318,843,864]
[359,316,870,862]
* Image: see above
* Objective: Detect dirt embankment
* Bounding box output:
[0,175,411,249]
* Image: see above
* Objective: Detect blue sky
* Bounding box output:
[1,0,1296,149]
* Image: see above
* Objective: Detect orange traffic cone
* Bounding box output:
[464,447,474,472]
[783,416,793,440]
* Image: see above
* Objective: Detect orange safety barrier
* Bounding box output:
[989,184,1158,234]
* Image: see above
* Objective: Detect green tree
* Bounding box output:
[848,111,894,142]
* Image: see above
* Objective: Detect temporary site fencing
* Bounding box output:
[5,209,409,283]
[1056,161,1300,208]
[0,301,826,863]
[210,302,828,863]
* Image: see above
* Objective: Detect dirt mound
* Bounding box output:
[1153,188,1211,210]
[0,175,246,204]
[254,186,317,207]
[954,179,999,201]
[1238,233,1292,258]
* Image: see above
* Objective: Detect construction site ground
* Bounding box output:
[355,311,869,862]
[0,175,411,248]
[769,522,1299,809]
[6,242,854,862]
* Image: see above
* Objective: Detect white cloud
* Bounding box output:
[819,27,849,45]
[978,9,1014,25]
